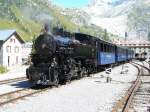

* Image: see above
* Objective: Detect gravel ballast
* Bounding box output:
[0,63,138,112]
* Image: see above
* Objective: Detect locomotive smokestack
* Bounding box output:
[42,23,53,35]
[44,24,50,33]
[39,14,53,35]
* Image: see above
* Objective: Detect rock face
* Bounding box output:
[83,0,137,37]
[85,0,136,17]
[81,0,150,38]
[61,0,138,37]
[61,8,91,26]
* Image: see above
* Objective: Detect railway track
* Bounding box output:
[0,86,50,106]
[0,77,27,85]
[127,62,150,112]
[112,61,150,112]
[132,61,150,75]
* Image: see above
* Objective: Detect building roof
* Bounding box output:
[0,29,24,43]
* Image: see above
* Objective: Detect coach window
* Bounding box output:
[107,45,109,52]
[102,44,104,52]
[105,45,107,52]
[111,46,113,52]
[103,44,105,52]
[119,48,121,53]
[104,44,106,52]
[108,45,110,52]
[101,43,103,52]
[111,46,112,52]
[120,48,123,54]
[110,45,112,52]
[113,46,115,52]
[111,46,113,53]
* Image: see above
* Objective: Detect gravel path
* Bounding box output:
[0,63,138,112]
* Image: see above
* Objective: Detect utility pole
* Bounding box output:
[125,32,128,41]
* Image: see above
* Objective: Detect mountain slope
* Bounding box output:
[0,0,83,41]
[0,0,114,42]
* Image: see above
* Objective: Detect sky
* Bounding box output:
[52,0,121,8]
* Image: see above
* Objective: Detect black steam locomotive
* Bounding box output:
[26,30,134,86]
[26,31,97,85]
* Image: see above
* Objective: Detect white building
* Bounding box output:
[0,30,24,68]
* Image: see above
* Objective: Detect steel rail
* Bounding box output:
[112,62,142,112]
[132,61,150,73]
[0,86,50,106]
[0,77,27,85]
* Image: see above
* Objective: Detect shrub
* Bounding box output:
[0,66,8,74]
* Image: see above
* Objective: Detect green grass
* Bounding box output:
[0,66,8,74]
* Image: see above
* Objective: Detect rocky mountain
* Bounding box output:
[62,0,150,40]
[82,0,135,37]
[59,0,136,37]
[61,8,91,26]
[83,0,150,39]
[85,0,135,17]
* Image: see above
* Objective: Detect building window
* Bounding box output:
[6,46,11,53]
[10,39,15,43]
[10,39,13,42]
[15,46,19,53]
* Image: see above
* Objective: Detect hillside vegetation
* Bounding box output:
[0,0,114,41]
